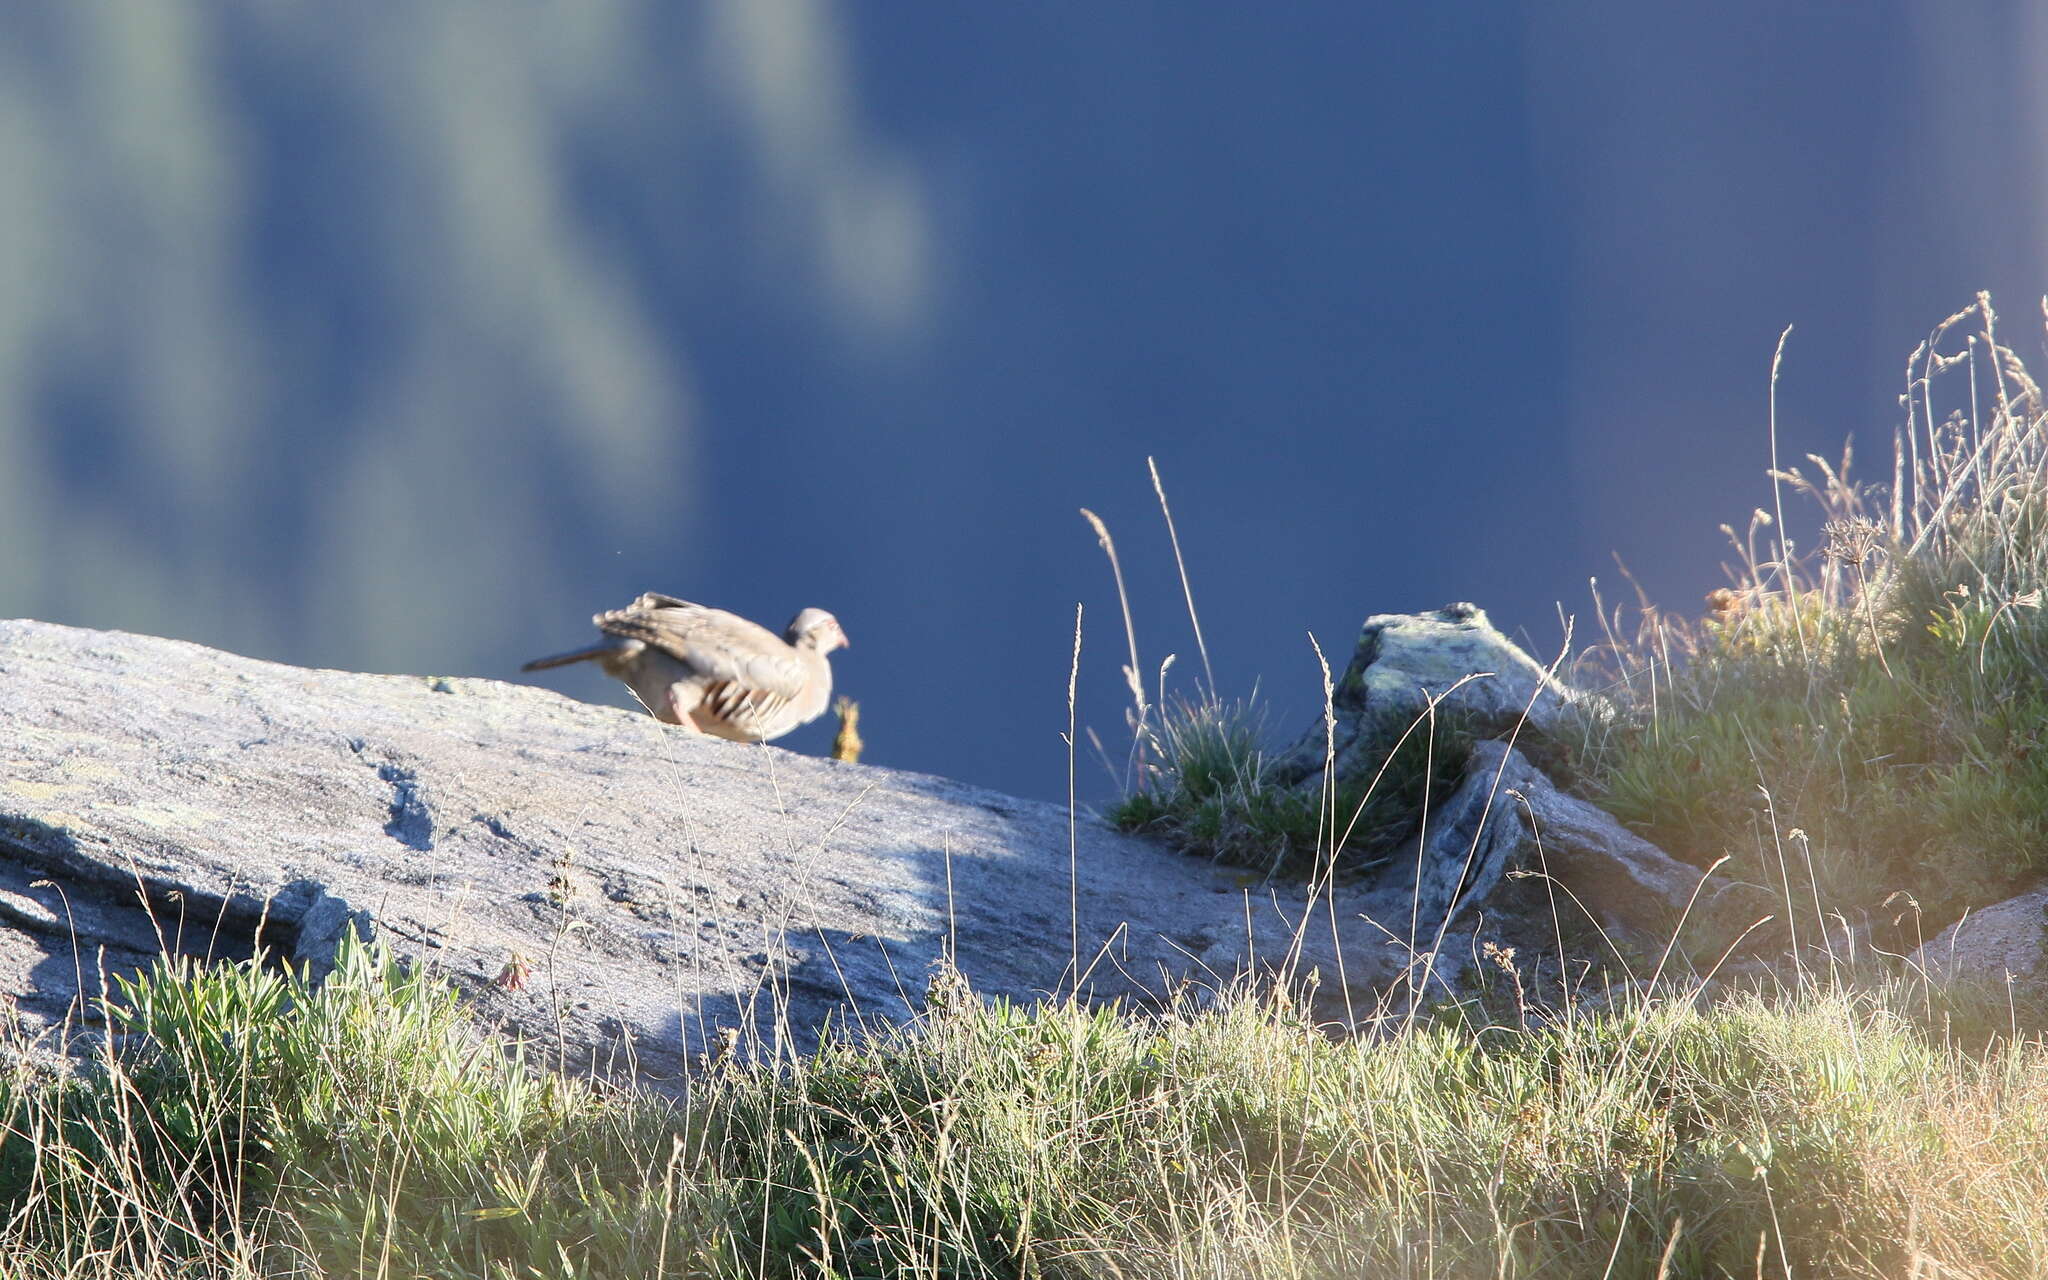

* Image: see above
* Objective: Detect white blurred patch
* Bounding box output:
[706,0,935,349]
[0,0,934,667]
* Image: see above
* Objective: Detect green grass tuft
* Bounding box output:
[1109,695,1467,877]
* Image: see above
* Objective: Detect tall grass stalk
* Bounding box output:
[1067,601,1083,984]
[1148,456,1215,694]
[1079,508,1150,789]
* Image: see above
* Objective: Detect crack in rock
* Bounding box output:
[471,813,517,841]
[286,880,377,977]
[375,763,434,851]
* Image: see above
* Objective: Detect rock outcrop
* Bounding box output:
[1914,886,2048,998]
[1253,605,1696,958]
[1269,603,1599,790]
[1397,739,1705,950]
[0,610,1720,1082]
[1,619,1428,1081]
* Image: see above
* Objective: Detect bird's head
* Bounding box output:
[788,608,850,654]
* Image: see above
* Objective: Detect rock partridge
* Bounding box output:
[522,593,848,742]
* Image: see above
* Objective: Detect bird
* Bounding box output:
[522,592,848,743]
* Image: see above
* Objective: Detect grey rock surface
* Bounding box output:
[1914,886,2048,993]
[1396,739,1706,951]
[0,619,1438,1081]
[1252,605,1697,973]
[1269,602,1599,791]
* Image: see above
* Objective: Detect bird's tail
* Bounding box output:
[521,642,625,672]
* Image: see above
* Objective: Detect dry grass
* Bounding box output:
[1579,294,2048,943]
[7,936,2048,1278]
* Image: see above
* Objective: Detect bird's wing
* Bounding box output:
[594,602,810,699]
[622,591,695,612]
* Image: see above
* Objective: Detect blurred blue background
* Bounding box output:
[3,3,2043,802]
